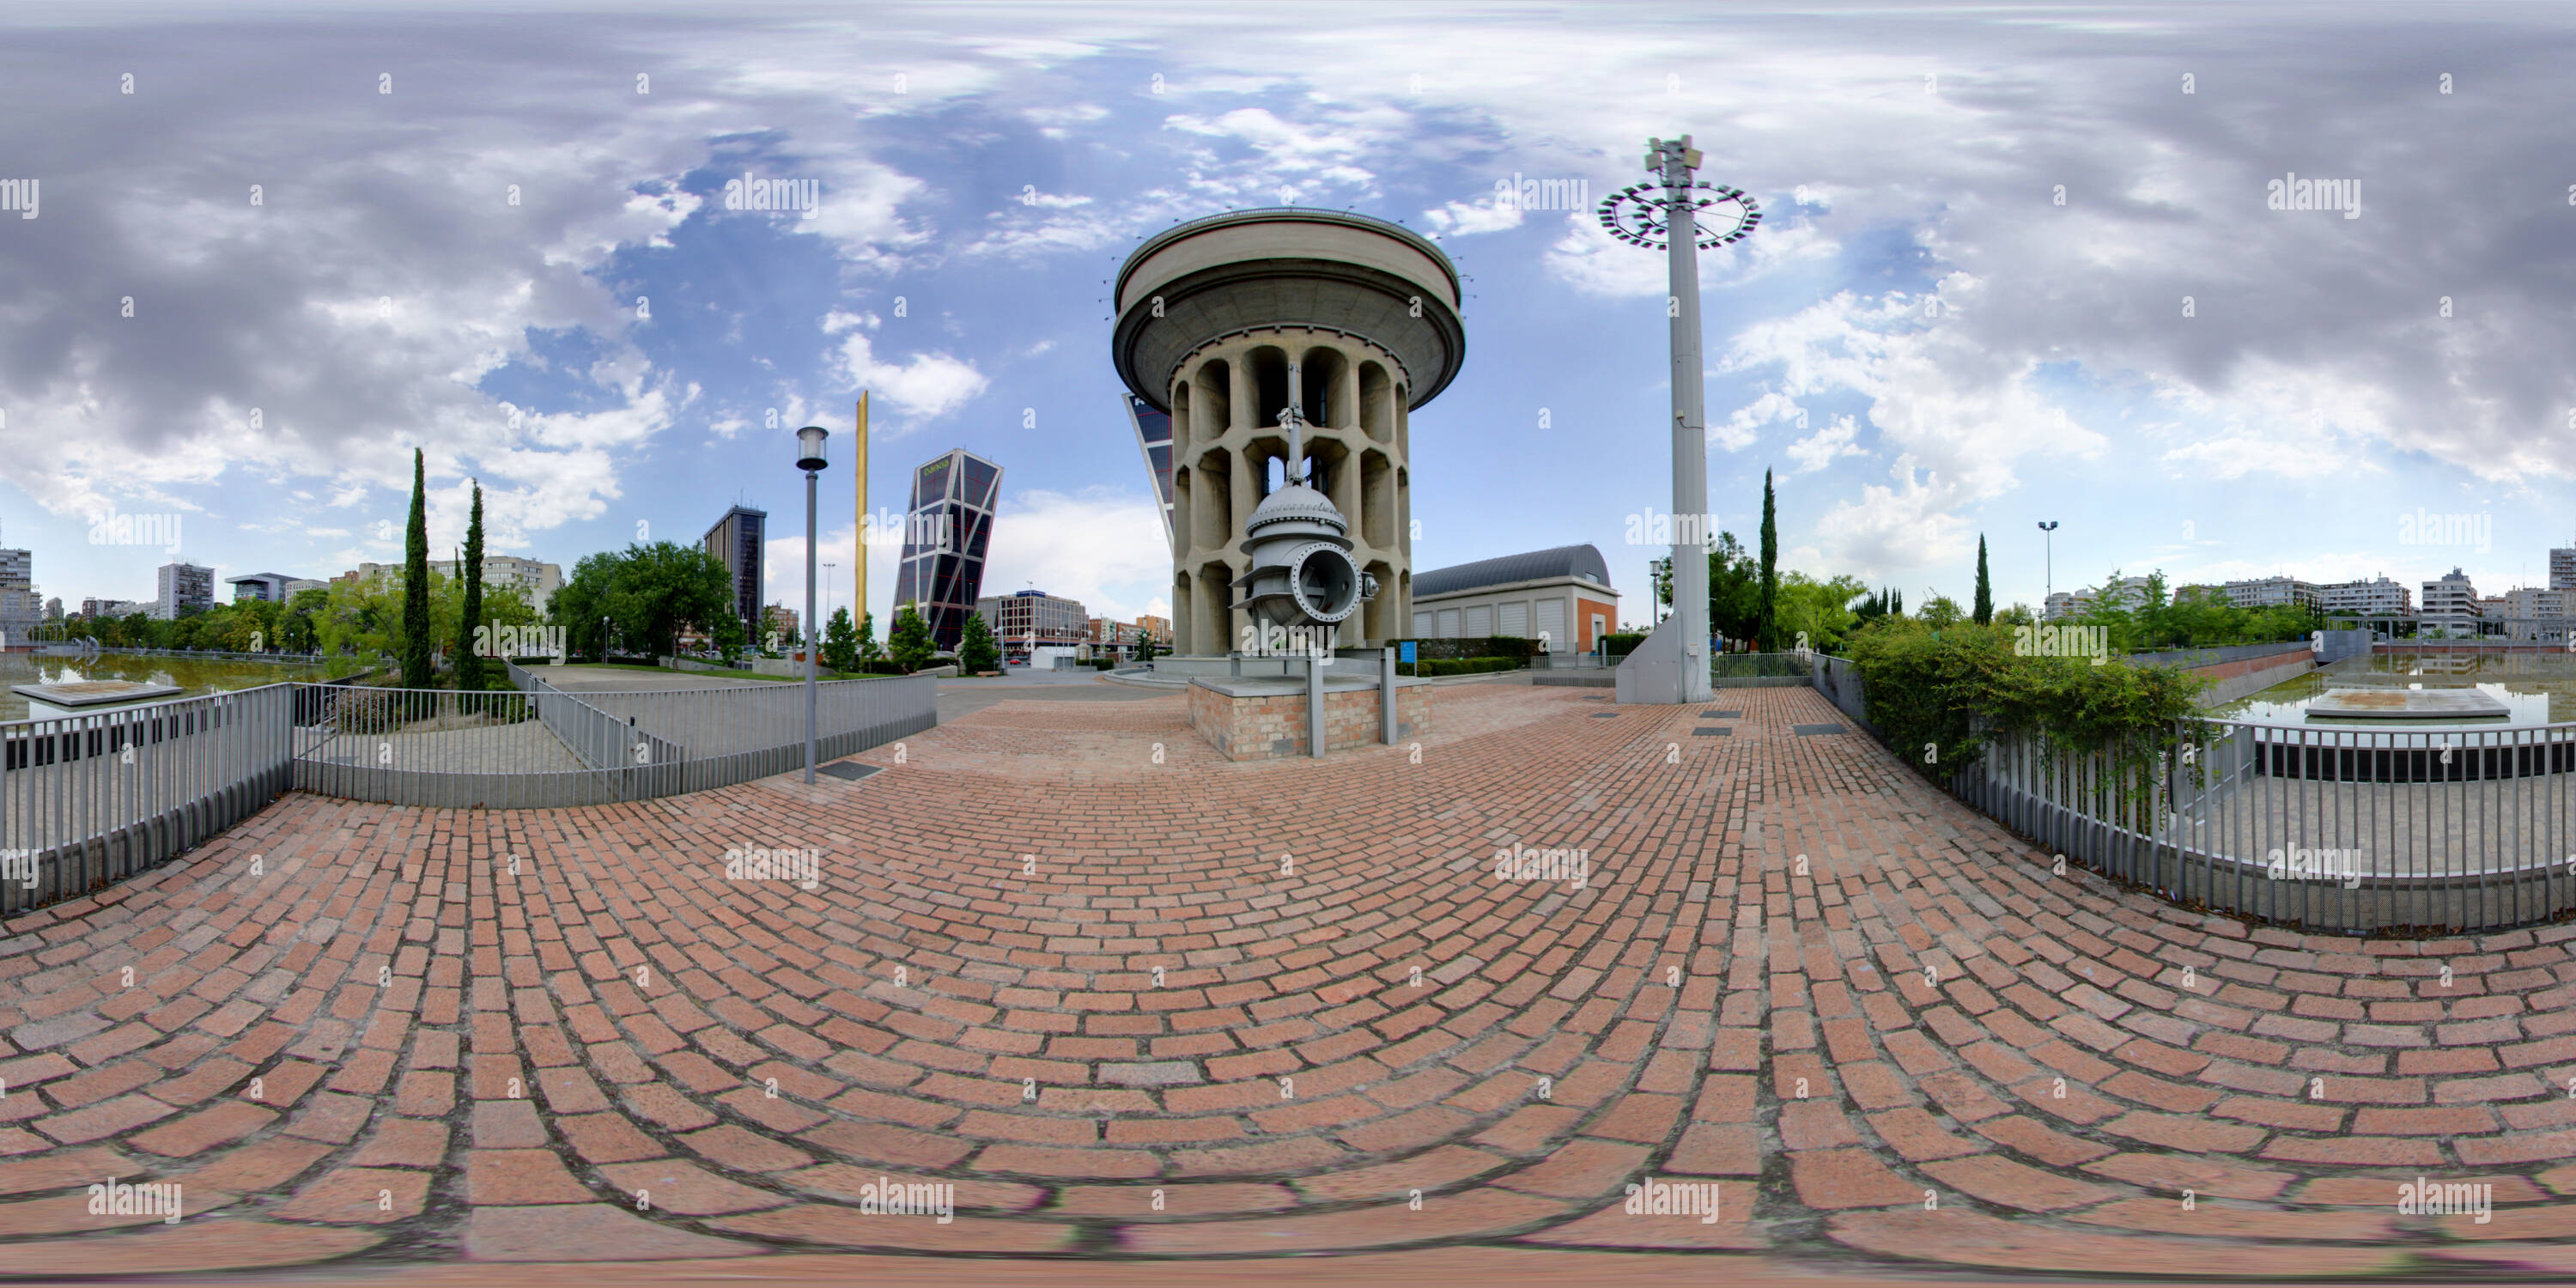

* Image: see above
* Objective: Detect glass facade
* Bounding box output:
[1125,393,1175,544]
[899,448,1003,650]
[701,506,767,640]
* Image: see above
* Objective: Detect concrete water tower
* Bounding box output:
[1112,209,1465,657]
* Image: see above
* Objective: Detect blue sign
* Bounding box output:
[1400,641,1417,663]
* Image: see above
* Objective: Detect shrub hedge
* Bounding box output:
[1843,618,2203,782]
[1601,633,1647,659]
[1417,655,1522,677]
[1398,636,1542,661]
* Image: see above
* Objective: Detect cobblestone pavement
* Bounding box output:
[3,684,2575,1281]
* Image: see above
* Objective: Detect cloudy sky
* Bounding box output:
[3,0,2573,628]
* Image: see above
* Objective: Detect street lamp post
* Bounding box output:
[2037,520,2060,611]
[797,425,831,784]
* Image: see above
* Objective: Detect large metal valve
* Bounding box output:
[1231,366,1377,640]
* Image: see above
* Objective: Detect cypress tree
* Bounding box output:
[455,481,486,690]
[1973,535,1994,626]
[401,448,433,688]
[1757,470,1779,650]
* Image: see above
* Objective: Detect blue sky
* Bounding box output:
[3,2,2573,630]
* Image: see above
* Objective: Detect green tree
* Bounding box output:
[1973,535,1993,626]
[822,606,859,673]
[1774,571,1870,653]
[453,482,487,691]
[889,603,934,672]
[957,611,1000,673]
[548,543,742,661]
[1707,532,1760,643]
[400,447,434,688]
[1757,470,1779,650]
[1921,594,1965,629]
[855,610,879,662]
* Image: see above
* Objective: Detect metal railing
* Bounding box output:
[2,685,295,917]
[1952,718,2576,933]
[3,669,939,914]
[1711,651,1815,681]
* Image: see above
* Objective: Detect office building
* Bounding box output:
[155,562,215,619]
[977,589,1089,651]
[893,449,1001,651]
[702,506,768,643]
[2552,545,2575,591]
[227,572,305,603]
[82,598,144,620]
[1123,393,1176,548]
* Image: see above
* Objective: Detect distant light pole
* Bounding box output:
[796,424,831,783]
[2037,520,2060,611]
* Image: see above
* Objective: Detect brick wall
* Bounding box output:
[1189,683,1434,761]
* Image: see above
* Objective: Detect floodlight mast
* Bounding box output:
[1595,136,1762,702]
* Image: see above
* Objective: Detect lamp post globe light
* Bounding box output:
[797,425,830,784]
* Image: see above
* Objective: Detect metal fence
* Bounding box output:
[1711,652,1816,682]
[3,669,938,914]
[1,685,295,917]
[1952,718,2576,933]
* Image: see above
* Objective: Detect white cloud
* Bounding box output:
[1786,414,1865,473]
[982,488,1174,623]
[823,312,990,424]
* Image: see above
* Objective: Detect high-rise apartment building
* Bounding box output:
[155,562,214,619]
[2318,575,2411,618]
[2421,568,2481,636]
[427,556,562,613]
[2221,577,2322,611]
[0,546,34,638]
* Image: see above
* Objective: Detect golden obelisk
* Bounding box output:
[854,392,869,635]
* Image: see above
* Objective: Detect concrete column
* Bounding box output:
[1229,344,1257,447]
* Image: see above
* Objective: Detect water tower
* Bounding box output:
[1112,209,1465,658]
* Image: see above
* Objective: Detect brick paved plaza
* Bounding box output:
[4,680,2576,1283]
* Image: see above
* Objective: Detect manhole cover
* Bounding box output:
[1590,713,1619,719]
[819,762,883,782]
[1694,727,1732,737]
[1791,723,1845,735]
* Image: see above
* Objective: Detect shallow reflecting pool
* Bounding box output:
[0,654,343,722]
[2209,652,2576,730]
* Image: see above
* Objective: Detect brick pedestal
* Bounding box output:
[1188,675,1431,761]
